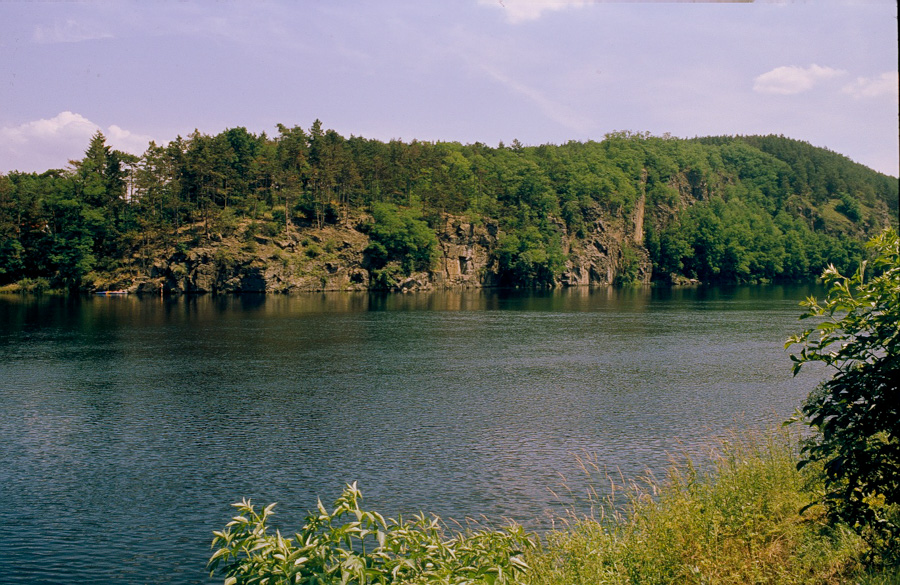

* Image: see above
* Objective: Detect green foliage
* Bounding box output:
[734,135,898,215]
[42,195,96,291]
[208,482,534,585]
[650,191,874,284]
[0,237,25,279]
[836,193,862,223]
[786,229,900,563]
[614,243,642,285]
[365,203,439,275]
[209,436,896,585]
[494,226,565,287]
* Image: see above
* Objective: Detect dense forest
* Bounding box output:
[0,123,897,293]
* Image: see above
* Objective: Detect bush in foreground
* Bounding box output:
[208,482,534,585]
[786,228,900,562]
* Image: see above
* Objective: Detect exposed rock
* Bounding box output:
[395,273,433,293]
[561,231,617,286]
[667,274,701,286]
[432,217,499,288]
[120,209,652,295]
[132,278,163,295]
[558,208,652,286]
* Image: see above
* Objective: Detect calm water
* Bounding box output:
[0,286,827,584]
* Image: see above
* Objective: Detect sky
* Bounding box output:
[1,0,898,177]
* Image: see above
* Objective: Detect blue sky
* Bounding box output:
[1,0,897,176]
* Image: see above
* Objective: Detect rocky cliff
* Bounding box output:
[116,211,650,295]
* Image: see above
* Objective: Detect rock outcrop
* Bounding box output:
[128,222,372,294]
[558,206,652,287]
[118,210,651,295]
[432,217,500,288]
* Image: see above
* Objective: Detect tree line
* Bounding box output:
[1,122,897,290]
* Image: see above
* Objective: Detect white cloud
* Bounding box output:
[478,0,589,24]
[1,111,96,145]
[106,125,155,157]
[0,112,154,173]
[842,71,899,99]
[753,64,846,95]
[448,28,594,134]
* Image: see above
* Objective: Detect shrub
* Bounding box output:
[786,228,900,563]
[835,193,862,223]
[209,482,534,585]
[614,244,642,285]
[494,227,565,287]
[305,242,322,258]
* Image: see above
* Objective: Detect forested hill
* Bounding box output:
[1,125,897,293]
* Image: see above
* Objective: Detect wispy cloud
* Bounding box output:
[0,112,153,173]
[753,64,845,95]
[478,0,590,24]
[842,71,899,100]
[33,19,113,44]
[478,0,752,23]
[477,62,593,135]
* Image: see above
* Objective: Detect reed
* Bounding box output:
[525,429,893,585]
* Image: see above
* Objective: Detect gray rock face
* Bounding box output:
[432,217,499,288]
[124,211,651,295]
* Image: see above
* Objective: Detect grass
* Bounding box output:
[524,430,897,585]
[819,198,856,233]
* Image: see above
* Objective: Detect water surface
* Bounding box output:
[0,286,827,584]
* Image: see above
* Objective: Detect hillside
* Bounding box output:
[0,126,896,293]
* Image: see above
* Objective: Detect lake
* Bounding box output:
[0,285,827,584]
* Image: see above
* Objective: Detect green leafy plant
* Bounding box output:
[614,243,642,286]
[786,228,900,563]
[209,482,535,585]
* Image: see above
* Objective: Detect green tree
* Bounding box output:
[73,130,112,208]
[365,202,439,282]
[274,123,311,234]
[221,126,261,209]
[836,192,862,223]
[787,228,900,563]
[495,226,565,287]
[0,174,24,281]
[67,131,132,265]
[43,183,96,291]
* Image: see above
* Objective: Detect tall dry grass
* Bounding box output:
[525,430,896,584]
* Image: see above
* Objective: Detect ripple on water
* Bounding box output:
[0,288,827,584]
